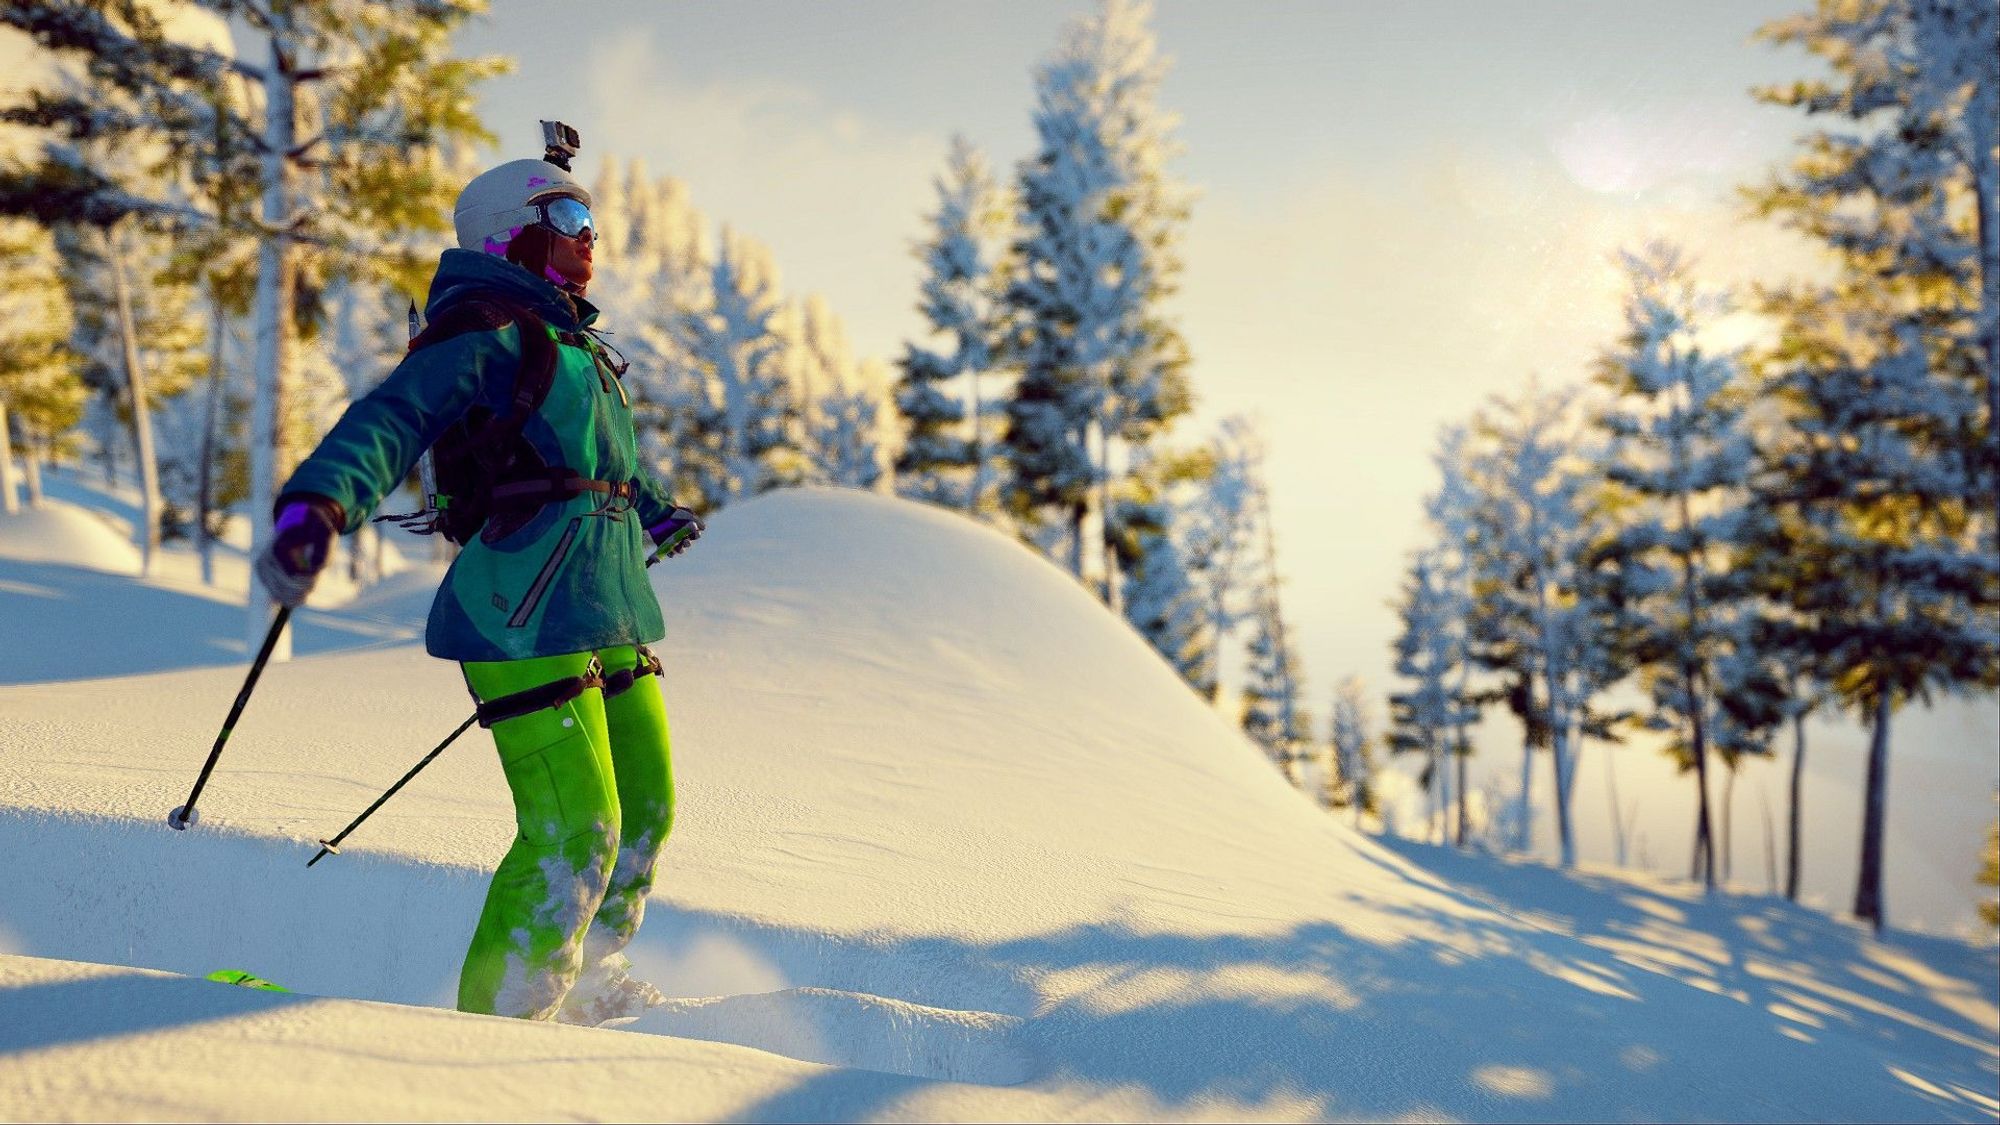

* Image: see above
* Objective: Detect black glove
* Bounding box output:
[255,495,343,606]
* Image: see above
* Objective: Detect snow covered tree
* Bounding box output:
[57,216,206,574]
[3,0,503,648]
[1002,0,1192,595]
[1749,0,2000,931]
[1751,291,1995,932]
[1237,467,1309,783]
[814,360,887,492]
[1327,676,1377,827]
[1119,444,1218,692]
[897,136,1011,510]
[0,218,84,514]
[595,158,713,508]
[1185,419,1263,701]
[673,227,798,506]
[1389,426,1483,847]
[1466,382,1623,867]
[1389,548,1478,845]
[1754,0,1998,551]
[1591,243,1774,889]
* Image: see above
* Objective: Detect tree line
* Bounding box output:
[1,2,1992,930]
[1374,1,1996,936]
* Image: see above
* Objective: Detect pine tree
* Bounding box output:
[1328,677,1377,827]
[1467,383,1622,867]
[0,218,84,515]
[1754,0,1998,551]
[1750,0,2000,932]
[1754,292,1993,932]
[1389,549,1475,844]
[674,227,797,505]
[3,0,503,651]
[1002,0,1191,595]
[1119,444,1216,691]
[898,136,1011,510]
[815,360,887,492]
[599,158,713,508]
[1184,419,1263,701]
[1237,464,1309,784]
[1592,242,1775,889]
[1240,587,1310,791]
[57,216,207,574]
[1389,425,1483,846]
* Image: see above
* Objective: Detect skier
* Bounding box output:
[252,123,702,1025]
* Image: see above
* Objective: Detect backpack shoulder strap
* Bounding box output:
[408,293,560,435]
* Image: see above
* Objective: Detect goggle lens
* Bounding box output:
[541,196,593,239]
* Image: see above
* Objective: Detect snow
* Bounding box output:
[1,480,1995,1121]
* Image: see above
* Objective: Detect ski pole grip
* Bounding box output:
[645,522,697,568]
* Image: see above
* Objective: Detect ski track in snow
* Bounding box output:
[3,482,1998,1121]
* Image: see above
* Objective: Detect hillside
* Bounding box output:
[0,485,1993,1121]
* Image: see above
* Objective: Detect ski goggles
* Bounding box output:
[533,195,594,240]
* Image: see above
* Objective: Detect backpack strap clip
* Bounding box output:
[472,656,606,728]
[602,645,664,700]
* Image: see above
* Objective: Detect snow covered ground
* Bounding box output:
[1,476,1995,1121]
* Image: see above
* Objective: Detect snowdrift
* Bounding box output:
[1,487,1994,1121]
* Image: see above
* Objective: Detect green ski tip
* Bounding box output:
[205,969,289,992]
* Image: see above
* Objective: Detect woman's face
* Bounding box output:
[547,224,595,292]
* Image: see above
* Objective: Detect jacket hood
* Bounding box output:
[424,248,600,330]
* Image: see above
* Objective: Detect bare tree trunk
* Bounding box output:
[967,366,983,514]
[1455,730,1469,848]
[247,26,299,659]
[1722,765,1737,885]
[1434,740,1449,845]
[198,293,227,587]
[1551,723,1576,868]
[1689,681,1717,889]
[1605,740,1628,867]
[1786,708,1807,901]
[0,400,18,516]
[21,436,44,506]
[1853,685,1893,934]
[1517,735,1535,853]
[107,223,163,578]
[1761,790,1778,895]
[1097,419,1118,609]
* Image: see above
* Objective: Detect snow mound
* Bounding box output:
[2,486,1996,1121]
[0,498,141,574]
[629,986,1033,1085]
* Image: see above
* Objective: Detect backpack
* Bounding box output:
[377,293,561,546]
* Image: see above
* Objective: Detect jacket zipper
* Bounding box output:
[508,516,581,629]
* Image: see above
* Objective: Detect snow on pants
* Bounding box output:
[456,644,674,1019]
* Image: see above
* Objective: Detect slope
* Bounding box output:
[0,487,1993,1121]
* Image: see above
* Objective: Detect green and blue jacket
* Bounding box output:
[282,250,675,662]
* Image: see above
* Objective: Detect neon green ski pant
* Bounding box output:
[456,644,674,1019]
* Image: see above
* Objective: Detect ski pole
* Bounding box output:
[169,605,294,831]
[308,713,478,867]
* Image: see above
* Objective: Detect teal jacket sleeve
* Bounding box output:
[632,471,680,535]
[281,325,521,534]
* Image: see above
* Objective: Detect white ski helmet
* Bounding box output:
[452,158,594,256]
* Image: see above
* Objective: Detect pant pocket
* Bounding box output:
[500,745,572,848]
